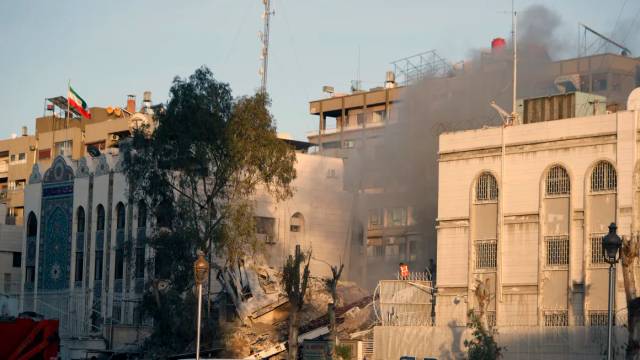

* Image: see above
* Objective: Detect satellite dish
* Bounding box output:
[628,87,640,111]
[87,145,101,158]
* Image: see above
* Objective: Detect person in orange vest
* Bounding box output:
[399,262,409,280]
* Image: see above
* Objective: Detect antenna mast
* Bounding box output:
[259,0,274,94]
[511,5,517,124]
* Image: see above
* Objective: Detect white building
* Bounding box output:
[436,89,640,329]
[19,149,352,358]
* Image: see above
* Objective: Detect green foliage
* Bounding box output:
[121,66,296,357]
[335,344,352,360]
[464,310,503,360]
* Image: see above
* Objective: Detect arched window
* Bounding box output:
[137,200,147,228]
[546,166,570,196]
[476,173,498,202]
[591,161,617,192]
[77,207,85,233]
[116,202,125,229]
[27,212,38,237]
[290,213,305,233]
[96,205,105,231]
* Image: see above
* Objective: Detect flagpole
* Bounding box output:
[65,80,70,157]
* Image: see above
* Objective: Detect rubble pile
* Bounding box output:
[215,262,373,358]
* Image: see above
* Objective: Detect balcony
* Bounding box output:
[306,122,385,138]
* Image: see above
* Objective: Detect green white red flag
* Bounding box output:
[67,86,91,119]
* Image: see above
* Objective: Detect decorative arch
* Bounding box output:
[96,204,105,231]
[27,212,38,237]
[290,212,305,233]
[474,172,498,202]
[545,165,571,196]
[43,156,74,183]
[589,160,617,193]
[116,202,125,230]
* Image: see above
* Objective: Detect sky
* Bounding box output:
[1,0,639,141]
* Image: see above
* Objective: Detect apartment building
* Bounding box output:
[308,52,640,289]
[436,89,640,329]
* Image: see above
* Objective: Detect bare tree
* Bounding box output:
[324,262,344,359]
[473,278,491,330]
[282,245,311,360]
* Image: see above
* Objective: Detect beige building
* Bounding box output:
[436,88,640,328]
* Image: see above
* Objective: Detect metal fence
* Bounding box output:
[375,279,434,326]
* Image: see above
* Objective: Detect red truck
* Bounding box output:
[0,312,60,360]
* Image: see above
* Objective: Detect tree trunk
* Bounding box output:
[328,302,336,359]
[627,298,640,359]
[288,309,299,360]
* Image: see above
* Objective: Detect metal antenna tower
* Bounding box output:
[259,0,274,94]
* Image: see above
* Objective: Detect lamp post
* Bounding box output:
[193,250,209,360]
[602,223,622,360]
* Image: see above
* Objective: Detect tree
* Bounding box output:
[324,262,344,359]
[621,234,640,359]
[464,310,503,360]
[282,245,311,360]
[122,66,296,356]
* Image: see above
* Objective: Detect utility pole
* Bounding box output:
[259,0,274,94]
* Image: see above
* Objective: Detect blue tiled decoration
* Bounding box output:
[37,156,74,291]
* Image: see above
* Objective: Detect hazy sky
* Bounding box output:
[1,0,638,140]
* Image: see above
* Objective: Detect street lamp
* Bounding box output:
[602,222,622,360]
[193,250,209,360]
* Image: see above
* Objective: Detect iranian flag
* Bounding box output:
[68,86,92,119]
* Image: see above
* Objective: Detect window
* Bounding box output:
[592,74,608,91]
[94,251,103,280]
[590,233,606,264]
[116,202,125,229]
[368,209,383,229]
[135,247,145,278]
[546,166,570,195]
[137,201,147,228]
[372,110,386,123]
[543,310,569,326]
[385,244,399,259]
[75,253,83,282]
[366,245,384,257]
[96,205,105,231]
[588,311,608,326]
[12,252,21,268]
[115,249,124,280]
[545,236,569,267]
[322,141,340,149]
[25,266,35,283]
[326,169,337,178]
[27,212,37,237]
[290,213,304,233]
[591,161,617,192]
[474,240,497,269]
[4,273,10,293]
[54,140,73,156]
[476,173,498,201]
[388,208,407,226]
[77,207,85,233]
[18,153,25,161]
[357,113,365,126]
[256,216,276,243]
[342,139,356,149]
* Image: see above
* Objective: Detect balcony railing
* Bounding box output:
[306,122,385,137]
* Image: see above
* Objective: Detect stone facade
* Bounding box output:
[436,91,640,328]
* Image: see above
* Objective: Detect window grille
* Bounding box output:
[588,311,609,326]
[545,236,569,267]
[546,166,570,195]
[590,233,606,264]
[591,161,617,192]
[543,310,569,326]
[487,311,496,328]
[476,173,498,202]
[474,240,497,269]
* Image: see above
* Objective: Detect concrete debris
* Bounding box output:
[215,263,372,358]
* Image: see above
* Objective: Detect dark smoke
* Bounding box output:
[346,5,564,287]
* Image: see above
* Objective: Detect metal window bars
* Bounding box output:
[588,311,609,326]
[590,233,607,264]
[591,161,617,192]
[475,240,497,269]
[545,236,569,267]
[476,173,498,202]
[546,166,570,195]
[543,310,569,326]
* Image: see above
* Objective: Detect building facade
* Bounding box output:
[436,89,640,327]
